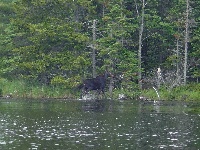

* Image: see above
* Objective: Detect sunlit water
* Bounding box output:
[0,99,200,149]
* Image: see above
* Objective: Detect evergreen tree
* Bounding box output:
[96,0,138,93]
[190,0,200,82]
[10,0,92,87]
[0,1,15,77]
[0,0,199,96]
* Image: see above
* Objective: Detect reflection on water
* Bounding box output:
[0,99,200,149]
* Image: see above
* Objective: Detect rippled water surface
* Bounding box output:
[0,99,200,149]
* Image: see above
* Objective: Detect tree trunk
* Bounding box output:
[92,19,97,78]
[176,36,181,85]
[109,76,114,98]
[138,0,145,89]
[183,0,189,85]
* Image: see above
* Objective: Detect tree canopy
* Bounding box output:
[0,0,199,91]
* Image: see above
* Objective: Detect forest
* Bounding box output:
[0,0,199,99]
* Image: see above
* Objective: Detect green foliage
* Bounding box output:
[97,0,138,72]
[142,84,200,101]
[9,0,91,86]
[95,0,139,95]
[0,77,74,98]
[0,1,16,77]
[191,23,200,79]
[0,0,200,98]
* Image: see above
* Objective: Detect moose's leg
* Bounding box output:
[100,83,107,99]
[102,89,107,99]
[80,88,84,99]
[96,87,106,99]
[95,89,101,99]
[80,84,88,99]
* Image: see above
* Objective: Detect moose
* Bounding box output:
[78,71,113,99]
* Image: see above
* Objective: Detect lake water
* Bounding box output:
[0,98,200,149]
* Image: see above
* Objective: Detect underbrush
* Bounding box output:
[0,78,140,99]
[141,83,200,101]
[0,78,76,99]
[1,78,199,101]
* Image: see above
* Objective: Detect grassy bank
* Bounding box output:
[1,78,199,101]
[0,78,140,99]
[141,83,200,101]
[0,78,76,99]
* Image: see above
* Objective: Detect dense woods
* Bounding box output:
[0,0,199,98]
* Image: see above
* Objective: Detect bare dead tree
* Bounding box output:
[92,19,97,78]
[183,0,190,85]
[138,0,145,89]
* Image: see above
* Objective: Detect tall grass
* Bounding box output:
[1,78,199,101]
[0,78,76,99]
[141,83,200,101]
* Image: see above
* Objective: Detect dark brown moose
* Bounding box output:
[78,71,113,99]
